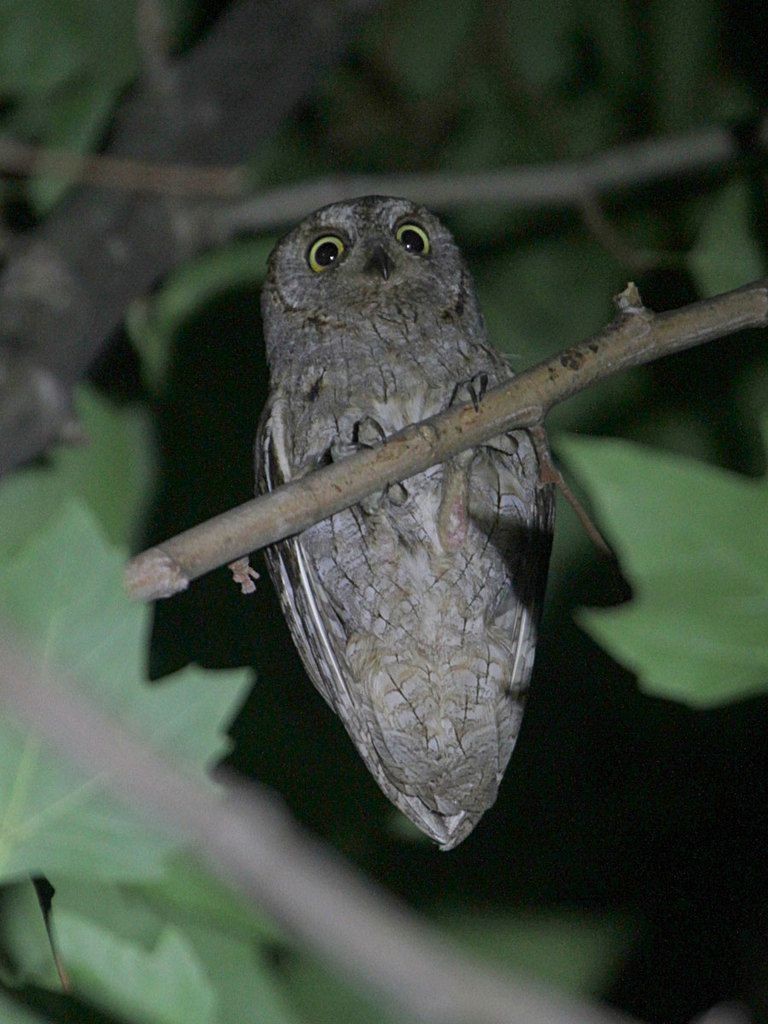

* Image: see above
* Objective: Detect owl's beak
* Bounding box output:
[364,244,395,281]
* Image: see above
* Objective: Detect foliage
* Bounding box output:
[559,427,768,707]
[0,502,251,882]
[1,0,768,1022]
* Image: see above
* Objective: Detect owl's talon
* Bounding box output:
[386,481,408,505]
[354,416,387,448]
[451,372,488,412]
[330,439,355,463]
[485,433,519,456]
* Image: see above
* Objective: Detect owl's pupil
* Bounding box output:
[400,229,425,253]
[315,241,340,266]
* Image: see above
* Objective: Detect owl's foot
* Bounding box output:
[450,371,488,411]
[329,416,386,462]
[332,416,408,512]
[354,416,387,447]
[437,450,473,552]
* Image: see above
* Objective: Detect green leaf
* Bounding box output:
[0,503,252,882]
[688,180,765,296]
[282,908,636,1023]
[0,1,94,96]
[558,429,768,707]
[477,238,618,363]
[57,914,217,1024]
[0,876,297,1024]
[135,852,285,946]
[647,0,719,132]
[182,925,301,1024]
[279,955,398,1024]
[0,882,57,987]
[126,238,274,391]
[22,77,123,213]
[476,236,637,432]
[0,876,162,988]
[0,0,138,211]
[441,908,638,997]
[0,385,154,557]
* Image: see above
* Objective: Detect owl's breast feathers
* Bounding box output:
[256,340,553,849]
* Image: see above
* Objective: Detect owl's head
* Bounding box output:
[262,196,476,321]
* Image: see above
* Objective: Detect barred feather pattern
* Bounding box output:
[256,197,553,849]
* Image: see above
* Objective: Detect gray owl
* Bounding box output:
[256,196,554,849]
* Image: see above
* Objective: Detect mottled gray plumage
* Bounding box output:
[256,196,553,849]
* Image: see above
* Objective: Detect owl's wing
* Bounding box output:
[481,431,555,627]
[473,432,555,713]
[255,395,353,713]
[255,396,484,845]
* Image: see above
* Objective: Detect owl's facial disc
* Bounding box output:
[265,196,469,316]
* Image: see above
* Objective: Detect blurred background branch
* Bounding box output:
[0,626,635,1024]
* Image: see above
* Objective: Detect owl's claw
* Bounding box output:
[353,416,387,447]
[330,416,387,463]
[451,372,488,412]
[386,481,408,505]
[334,417,406,512]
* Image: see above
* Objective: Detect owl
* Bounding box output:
[256,196,554,849]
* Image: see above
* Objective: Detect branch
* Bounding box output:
[198,115,768,241]
[0,87,763,476]
[0,627,636,1024]
[0,136,247,198]
[2,114,764,212]
[124,278,768,601]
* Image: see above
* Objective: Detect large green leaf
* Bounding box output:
[558,429,768,707]
[135,852,284,946]
[281,908,636,1024]
[0,876,297,1024]
[0,386,153,557]
[56,916,216,1024]
[278,955,398,1024]
[182,925,300,1024]
[0,502,252,881]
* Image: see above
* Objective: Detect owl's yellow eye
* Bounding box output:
[307,235,346,272]
[395,222,430,255]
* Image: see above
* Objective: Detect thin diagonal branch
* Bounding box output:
[0,627,636,1024]
[0,136,247,198]
[124,278,768,601]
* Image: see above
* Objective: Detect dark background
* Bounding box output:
[3,1,768,1021]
